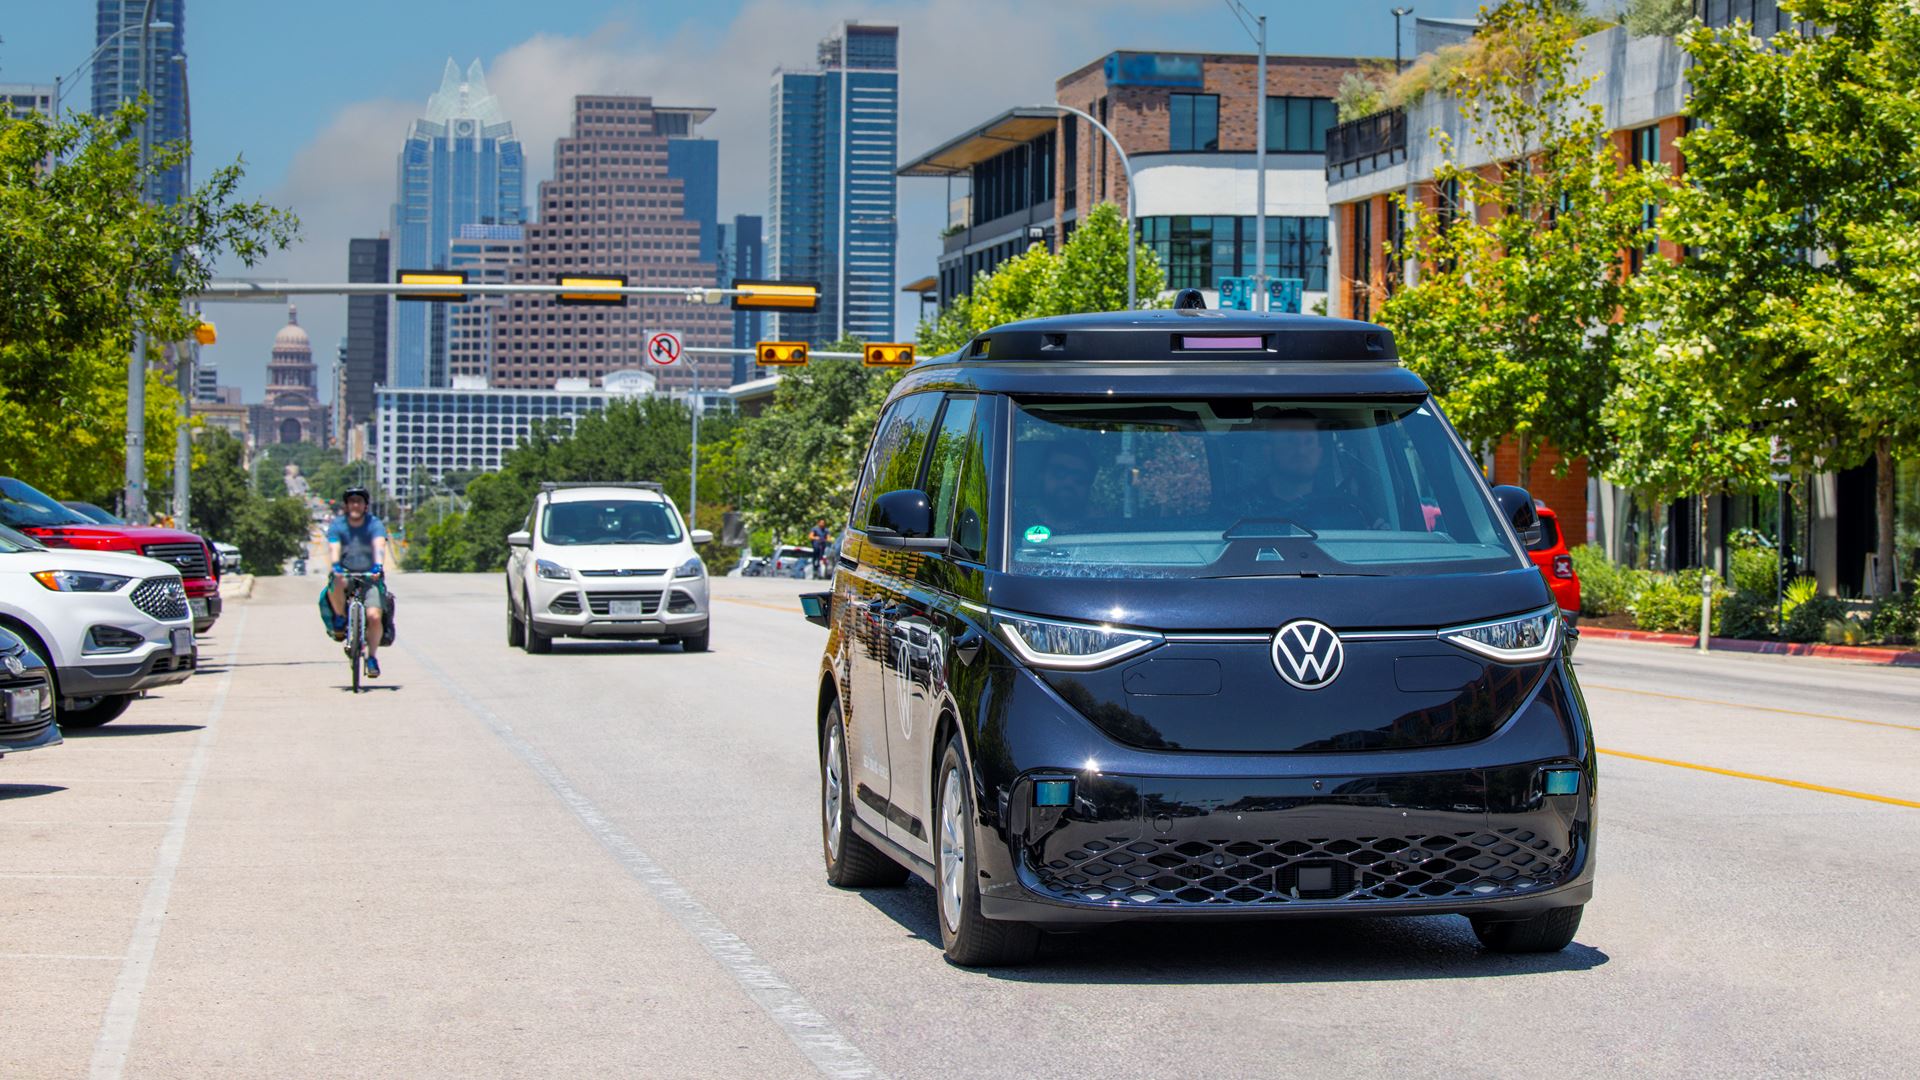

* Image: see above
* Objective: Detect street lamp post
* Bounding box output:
[1393,8,1415,73]
[1226,1,1269,311]
[50,19,176,118]
[124,0,162,522]
[1014,105,1137,309]
[173,52,193,530]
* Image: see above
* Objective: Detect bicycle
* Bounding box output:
[337,571,383,693]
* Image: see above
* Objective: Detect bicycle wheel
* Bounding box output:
[349,599,364,692]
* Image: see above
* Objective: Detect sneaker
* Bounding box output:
[364,656,381,678]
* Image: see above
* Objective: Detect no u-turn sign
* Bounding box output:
[646,331,683,366]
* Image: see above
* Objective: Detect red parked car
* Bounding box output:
[1526,502,1581,622]
[0,478,221,633]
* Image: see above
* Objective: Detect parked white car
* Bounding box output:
[213,541,242,574]
[504,483,713,653]
[0,524,196,728]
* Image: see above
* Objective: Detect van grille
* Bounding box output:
[129,577,188,621]
[1028,829,1570,907]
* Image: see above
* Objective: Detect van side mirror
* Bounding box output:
[1491,486,1542,547]
[507,530,531,549]
[867,489,946,551]
[800,591,832,628]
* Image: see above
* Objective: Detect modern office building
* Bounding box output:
[716,214,766,383]
[489,96,729,396]
[192,360,220,403]
[2,83,55,121]
[249,306,330,447]
[899,50,1363,315]
[390,59,526,388]
[769,22,899,345]
[92,1,186,204]
[374,374,655,507]
[445,224,525,385]
[341,235,390,433]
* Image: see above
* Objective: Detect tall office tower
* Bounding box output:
[343,236,391,433]
[193,360,219,403]
[390,59,526,388]
[446,224,525,385]
[92,1,187,204]
[769,22,899,345]
[489,96,729,396]
[2,83,55,121]
[716,215,765,384]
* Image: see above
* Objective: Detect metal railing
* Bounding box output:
[1326,107,1408,177]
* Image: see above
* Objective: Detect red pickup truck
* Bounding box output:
[0,477,221,633]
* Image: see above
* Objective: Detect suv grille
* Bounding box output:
[587,591,661,616]
[143,542,210,579]
[579,568,666,578]
[1028,830,1570,907]
[548,591,582,615]
[129,577,189,621]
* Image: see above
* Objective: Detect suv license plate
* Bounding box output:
[609,600,648,617]
[171,628,194,657]
[190,598,209,618]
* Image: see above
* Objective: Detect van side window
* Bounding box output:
[951,400,993,561]
[922,396,978,546]
[857,393,943,531]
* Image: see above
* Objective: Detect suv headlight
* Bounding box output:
[31,570,132,592]
[1441,607,1560,662]
[991,610,1162,670]
[535,558,572,581]
[674,557,705,579]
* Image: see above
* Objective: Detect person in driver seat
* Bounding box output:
[1249,413,1379,531]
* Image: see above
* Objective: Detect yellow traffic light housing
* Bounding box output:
[192,321,217,345]
[396,269,470,302]
[732,279,821,312]
[556,273,628,306]
[864,343,915,368]
[756,341,810,366]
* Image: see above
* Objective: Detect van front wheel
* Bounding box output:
[1470,905,1583,953]
[934,736,1039,967]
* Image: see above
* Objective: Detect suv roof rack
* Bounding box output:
[539,481,664,493]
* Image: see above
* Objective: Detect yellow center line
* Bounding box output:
[717,596,803,614]
[1598,747,1920,809]
[1584,683,1920,733]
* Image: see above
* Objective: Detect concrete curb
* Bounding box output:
[218,574,255,602]
[1579,626,1920,667]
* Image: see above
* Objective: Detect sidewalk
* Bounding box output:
[1580,625,1920,667]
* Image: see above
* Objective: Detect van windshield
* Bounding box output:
[541,500,682,546]
[1007,398,1525,579]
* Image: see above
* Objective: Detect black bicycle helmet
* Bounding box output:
[342,485,371,504]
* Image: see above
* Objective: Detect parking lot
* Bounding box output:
[5,572,1918,1078]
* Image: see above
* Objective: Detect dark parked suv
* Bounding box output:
[803,306,1594,966]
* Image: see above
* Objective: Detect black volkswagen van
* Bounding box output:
[804,307,1595,966]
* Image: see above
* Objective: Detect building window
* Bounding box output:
[1630,125,1660,272]
[1169,93,1220,152]
[1139,216,1328,293]
[1266,97,1338,153]
[1350,202,1373,321]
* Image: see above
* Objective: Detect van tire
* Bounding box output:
[935,736,1040,967]
[1470,904,1583,953]
[821,702,906,889]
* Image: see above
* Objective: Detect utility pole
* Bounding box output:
[1393,7,1414,73]
[172,52,193,530]
[124,0,160,522]
[1226,1,1268,310]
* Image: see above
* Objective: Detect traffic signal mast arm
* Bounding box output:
[192,279,820,310]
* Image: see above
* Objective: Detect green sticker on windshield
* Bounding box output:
[1024,525,1052,544]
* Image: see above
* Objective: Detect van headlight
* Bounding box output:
[991,610,1162,670]
[31,570,132,592]
[674,557,705,579]
[535,559,573,581]
[1441,607,1559,662]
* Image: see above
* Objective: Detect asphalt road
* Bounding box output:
[5,571,1917,1078]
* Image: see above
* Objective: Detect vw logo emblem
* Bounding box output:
[1270,619,1344,691]
[3,654,23,677]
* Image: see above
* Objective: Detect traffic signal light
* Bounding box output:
[396,269,470,302]
[863,343,915,368]
[192,321,217,345]
[732,279,821,312]
[556,273,628,306]
[757,341,809,366]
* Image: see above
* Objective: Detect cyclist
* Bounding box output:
[324,486,388,678]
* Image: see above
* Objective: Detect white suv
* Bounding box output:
[505,483,713,653]
[0,524,196,728]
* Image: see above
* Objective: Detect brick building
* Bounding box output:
[901,50,1376,313]
[489,97,731,396]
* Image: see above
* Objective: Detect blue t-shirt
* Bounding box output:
[327,514,387,571]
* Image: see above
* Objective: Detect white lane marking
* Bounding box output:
[1,953,124,961]
[403,642,887,1080]
[0,873,147,880]
[88,607,248,1080]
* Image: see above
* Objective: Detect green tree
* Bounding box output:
[1612,0,1920,591]
[187,428,308,573]
[916,203,1167,355]
[739,336,898,544]
[1378,0,1657,487]
[230,494,309,576]
[0,103,296,506]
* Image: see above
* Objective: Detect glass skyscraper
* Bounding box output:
[93,0,187,206]
[716,215,765,384]
[769,23,898,345]
[390,59,526,388]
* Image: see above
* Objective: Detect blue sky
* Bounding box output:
[3,0,1491,403]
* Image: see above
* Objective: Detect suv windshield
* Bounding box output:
[541,499,682,546]
[1008,398,1524,579]
[0,478,92,529]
